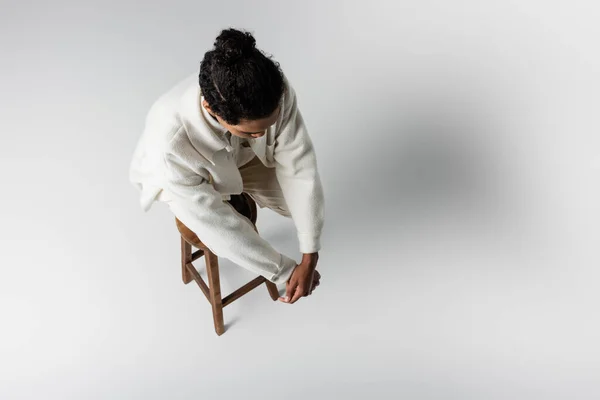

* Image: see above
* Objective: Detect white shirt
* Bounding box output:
[224,132,257,168]
[128,73,325,284]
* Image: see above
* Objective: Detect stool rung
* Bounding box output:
[191,249,204,262]
[222,276,266,307]
[185,262,210,301]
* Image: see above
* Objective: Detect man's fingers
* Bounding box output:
[278,290,293,303]
[279,266,299,303]
[310,281,319,294]
[313,271,320,282]
[307,270,321,295]
[279,279,297,303]
[280,268,321,303]
[289,286,305,304]
[286,277,295,295]
[312,271,321,285]
[303,282,313,297]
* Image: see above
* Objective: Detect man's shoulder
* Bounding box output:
[141,73,201,151]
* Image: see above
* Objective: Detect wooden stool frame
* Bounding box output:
[176,193,279,336]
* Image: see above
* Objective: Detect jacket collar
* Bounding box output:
[178,83,231,165]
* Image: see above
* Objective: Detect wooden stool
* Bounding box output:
[175,193,280,336]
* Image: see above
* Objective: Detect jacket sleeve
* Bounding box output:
[273,79,325,254]
[161,141,297,284]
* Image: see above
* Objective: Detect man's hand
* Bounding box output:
[278,252,320,304]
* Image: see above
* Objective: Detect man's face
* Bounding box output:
[202,99,280,139]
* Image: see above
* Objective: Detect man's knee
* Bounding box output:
[247,192,291,218]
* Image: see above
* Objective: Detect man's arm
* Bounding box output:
[272,78,325,303]
[162,133,297,284]
[272,79,325,254]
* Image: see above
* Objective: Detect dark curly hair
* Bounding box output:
[199,28,285,125]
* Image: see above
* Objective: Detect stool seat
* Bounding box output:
[175,192,279,336]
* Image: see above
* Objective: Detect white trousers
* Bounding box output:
[158,156,291,218]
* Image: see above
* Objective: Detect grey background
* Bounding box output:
[1,0,599,399]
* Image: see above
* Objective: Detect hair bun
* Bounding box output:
[214,28,256,64]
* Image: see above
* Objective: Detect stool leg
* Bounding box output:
[181,237,192,285]
[205,250,225,336]
[265,281,279,301]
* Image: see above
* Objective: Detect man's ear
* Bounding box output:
[202,99,214,115]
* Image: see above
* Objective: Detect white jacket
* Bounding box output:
[129,73,325,284]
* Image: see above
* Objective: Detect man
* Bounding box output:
[129,28,324,304]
